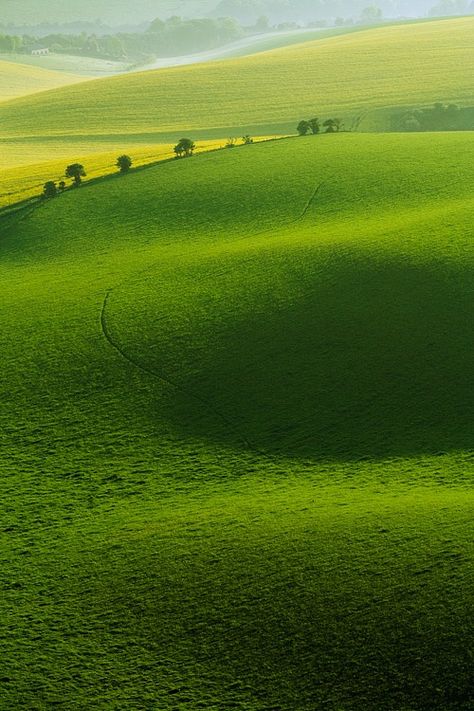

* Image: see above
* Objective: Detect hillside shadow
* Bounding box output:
[149,253,474,461]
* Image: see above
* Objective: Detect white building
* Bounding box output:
[31,48,50,56]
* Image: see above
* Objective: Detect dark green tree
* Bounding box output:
[297,120,310,136]
[308,117,320,134]
[174,138,196,158]
[242,135,254,144]
[43,181,57,199]
[65,163,86,186]
[117,155,132,172]
[323,118,343,133]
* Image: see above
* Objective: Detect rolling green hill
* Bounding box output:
[0,16,472,140]
[1,132,473,710]
[0,59,86,102]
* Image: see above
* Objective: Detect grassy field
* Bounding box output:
[0,59,86,102]
[0,137,278,207]
[1,132,473,710]
[0,16,472,140]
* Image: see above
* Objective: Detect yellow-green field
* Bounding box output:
[0,17,472,139]
[0,59,86,102]
[0,136,278,207]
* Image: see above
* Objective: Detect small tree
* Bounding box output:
[255,15,270,32]
[58,180,66,192]
[116,155,132,173]
[323,118,343,133]
[242,135,254,144]
[297,120,310,136]
[65,163,86,186]
[174,138,195,158]
[43,181,57,199]
[308,117,320,134]
[225,137,237,148]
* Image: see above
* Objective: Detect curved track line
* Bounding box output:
[298,182,324,221]
[100,181,325,454]
[101,289,259,453]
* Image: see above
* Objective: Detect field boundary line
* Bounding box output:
[100,289,259,453]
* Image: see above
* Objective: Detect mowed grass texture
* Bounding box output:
[0,17,473,139]
[1,134,474,710]
[0,59,86,102]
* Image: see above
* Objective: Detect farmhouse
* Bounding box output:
[31,47,50,56]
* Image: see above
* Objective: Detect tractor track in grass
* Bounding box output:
[100,180,325,455]
[100,289,259,453]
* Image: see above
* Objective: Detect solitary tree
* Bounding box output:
[308,117,320,134]
[225,137,237,148]
[43,181,57,199]
[297,120,310,136]
[361,5,383,22]
[174,138,195,158]
[58,180,66,192]
[255,15,270,32]
[66,163,86,186]
[116,154,132,172]
[242,134,254,144]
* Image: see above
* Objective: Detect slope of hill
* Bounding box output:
[0,59,86,102]
[1,133,473,710]
[0,16,472,139]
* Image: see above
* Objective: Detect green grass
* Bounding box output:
[0,16,473,140]
[1,132,473,710]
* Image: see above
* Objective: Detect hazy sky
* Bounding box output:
[0,0,464,27]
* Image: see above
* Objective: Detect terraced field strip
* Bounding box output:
[0,136,282,208]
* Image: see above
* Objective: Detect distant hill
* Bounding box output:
[0,59,85,102]
[0,17,472,139]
